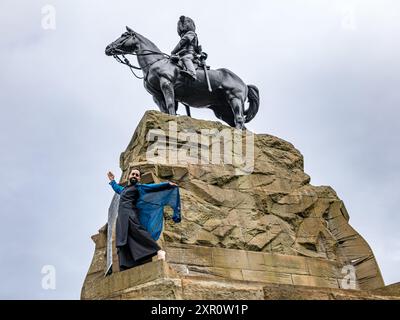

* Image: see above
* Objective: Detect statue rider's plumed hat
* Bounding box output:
[177,16,196,36]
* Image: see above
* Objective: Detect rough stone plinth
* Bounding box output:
[81,111,395,299]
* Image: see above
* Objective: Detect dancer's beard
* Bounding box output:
[129,177,138,186]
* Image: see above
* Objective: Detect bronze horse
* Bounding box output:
[105,26,259,129]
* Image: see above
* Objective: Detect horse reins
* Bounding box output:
[111,47,192,117]
[113,49,170,80]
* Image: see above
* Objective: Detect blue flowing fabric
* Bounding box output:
[136,182,181,240]
[109,180,181,240]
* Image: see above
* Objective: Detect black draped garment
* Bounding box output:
[116,184,161,270]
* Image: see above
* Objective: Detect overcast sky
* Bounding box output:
[0,0,399,299]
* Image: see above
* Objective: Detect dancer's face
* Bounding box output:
[129,169,141,182]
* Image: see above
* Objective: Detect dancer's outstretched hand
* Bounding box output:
[107,171,115,181]
[169,181,178,187]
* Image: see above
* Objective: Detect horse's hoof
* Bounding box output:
[235,124,245,130]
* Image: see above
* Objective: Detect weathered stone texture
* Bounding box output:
[81,111,396,300]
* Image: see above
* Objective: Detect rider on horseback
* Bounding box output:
[105,20,260,129]
[171,16,202,81]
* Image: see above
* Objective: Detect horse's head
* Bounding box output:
[105,26,139,56]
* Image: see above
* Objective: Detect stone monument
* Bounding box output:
[81,111,399,300]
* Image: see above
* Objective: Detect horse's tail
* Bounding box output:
[244,84,259,123]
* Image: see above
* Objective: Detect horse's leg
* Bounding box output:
[227,91,245,129]
[160,78,176,115]
[175,100,179,114]
[152,95,168,113]
[209,104,236,127]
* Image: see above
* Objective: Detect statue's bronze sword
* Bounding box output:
[203,63,212,93]
[199,53,212,92]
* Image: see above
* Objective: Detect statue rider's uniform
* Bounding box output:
[171,17,201,80]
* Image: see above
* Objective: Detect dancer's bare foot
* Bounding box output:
[157,250,166,260]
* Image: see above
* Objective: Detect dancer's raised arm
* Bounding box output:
[107,171,124,194]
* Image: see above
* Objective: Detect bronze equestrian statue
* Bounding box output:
[105,16,259,130]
